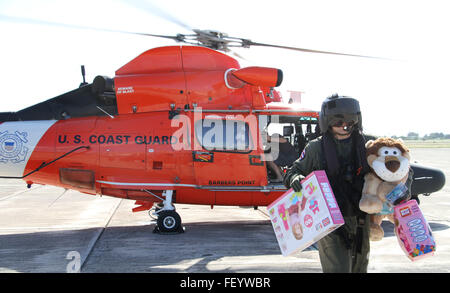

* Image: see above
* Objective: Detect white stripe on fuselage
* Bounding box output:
[0,120,57,177]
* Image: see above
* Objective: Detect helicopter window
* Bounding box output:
[195,119,252,152]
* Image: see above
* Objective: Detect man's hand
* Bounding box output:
[290,175,303,192]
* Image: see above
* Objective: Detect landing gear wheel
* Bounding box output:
[155,210,184,234]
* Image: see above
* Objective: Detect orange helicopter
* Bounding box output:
[0,15,445,233]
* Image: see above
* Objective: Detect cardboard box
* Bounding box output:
[394,200,436,261]
[267,170,344,256]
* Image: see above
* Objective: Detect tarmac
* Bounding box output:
[0,148,449,274]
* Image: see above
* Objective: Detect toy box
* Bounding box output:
[394,199,436,261]
[267,170,344,256]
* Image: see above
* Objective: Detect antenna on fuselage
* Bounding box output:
[79,65,88,87]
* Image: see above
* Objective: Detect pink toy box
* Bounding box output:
[394,199,436,261]
[267,170,344,256]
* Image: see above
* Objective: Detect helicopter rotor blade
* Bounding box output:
[228,49,248,61]
[0,14,389,60]
[244,40,387,60]
[124,0,193,31]
[0,14,181,41]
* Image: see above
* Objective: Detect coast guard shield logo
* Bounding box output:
[0,130,29,163]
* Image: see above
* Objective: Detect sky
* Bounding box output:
[0,0,449,137]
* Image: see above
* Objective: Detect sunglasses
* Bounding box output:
[332,120,356,128]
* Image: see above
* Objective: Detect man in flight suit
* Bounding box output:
[284,94,372,273]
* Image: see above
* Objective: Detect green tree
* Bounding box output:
[407,132,419,140]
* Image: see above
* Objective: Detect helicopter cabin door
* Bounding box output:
[192,114,267,195]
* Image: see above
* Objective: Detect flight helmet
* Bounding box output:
[319,94,362,134]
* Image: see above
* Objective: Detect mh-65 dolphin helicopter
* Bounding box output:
[0,14,445,233]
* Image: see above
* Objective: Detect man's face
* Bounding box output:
[331,120,355,139]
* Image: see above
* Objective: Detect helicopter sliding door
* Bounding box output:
[192,113,267,204]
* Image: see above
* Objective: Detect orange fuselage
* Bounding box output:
[0,45,318,211]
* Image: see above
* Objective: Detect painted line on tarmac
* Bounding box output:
[257,208,270,219]
[80,198,123,271]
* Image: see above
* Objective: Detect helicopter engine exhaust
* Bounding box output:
[230,66,283,88]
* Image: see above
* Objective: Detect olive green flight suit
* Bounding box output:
[284,135,370,273]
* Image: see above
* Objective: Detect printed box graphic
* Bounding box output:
[268,170,344,256]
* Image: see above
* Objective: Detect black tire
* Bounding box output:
[157,210,182,233]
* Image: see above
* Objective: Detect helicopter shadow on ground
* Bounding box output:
[82,220,317,273]
[0,220,301,273]
[0,227,105,273]
[380,220,448,238]
[1,219,446,273]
